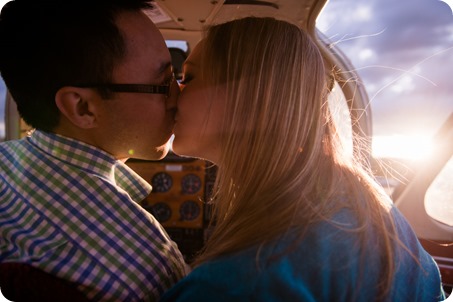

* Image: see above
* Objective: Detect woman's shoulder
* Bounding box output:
[161,211,443,301]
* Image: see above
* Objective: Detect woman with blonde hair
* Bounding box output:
[165,17,444,301]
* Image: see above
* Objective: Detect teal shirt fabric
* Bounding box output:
[161,206,445,301]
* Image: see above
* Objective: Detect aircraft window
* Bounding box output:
[318,3,453,156]
[166,40,188,82]
[425,155,453,226]
[166,40,188,52]
[0,75,5,142]
[318,0,453,208]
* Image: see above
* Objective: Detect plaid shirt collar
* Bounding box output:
[29,130,152,200]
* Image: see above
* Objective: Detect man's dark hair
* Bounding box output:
[0,0,154,131]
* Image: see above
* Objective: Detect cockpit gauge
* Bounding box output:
[179,200,200,221]
[151,202,172,222]
[151,172,173,193]
[181,173,202,194]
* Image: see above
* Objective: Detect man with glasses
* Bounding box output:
[0,0,188,301]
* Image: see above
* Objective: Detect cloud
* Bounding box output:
[322,0,453,63]
[319,0,453,136]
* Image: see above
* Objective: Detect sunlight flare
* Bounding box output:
[372,135,434,160]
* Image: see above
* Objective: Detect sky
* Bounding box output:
[317,0,453,139]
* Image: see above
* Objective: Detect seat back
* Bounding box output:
[0,262,90,302]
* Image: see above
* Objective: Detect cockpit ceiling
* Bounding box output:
[147,0,326,31]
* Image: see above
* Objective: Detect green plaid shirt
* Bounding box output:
[0,130,188,301]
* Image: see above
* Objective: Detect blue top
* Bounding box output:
[161,206,445,301]
[1,130,188,301]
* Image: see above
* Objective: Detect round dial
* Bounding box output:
[179,200,200,221]
[181,174,202,194]
[151,172,173,193]
[151,202,172,222]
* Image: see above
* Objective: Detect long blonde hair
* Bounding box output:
[197,17,399,298]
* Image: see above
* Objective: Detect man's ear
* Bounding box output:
[55,87,98,129]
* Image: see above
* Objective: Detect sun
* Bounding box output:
[372,134,434,160]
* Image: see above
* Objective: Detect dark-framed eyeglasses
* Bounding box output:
[75,73,176,98]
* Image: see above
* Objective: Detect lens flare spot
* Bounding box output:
[128,149,135,156]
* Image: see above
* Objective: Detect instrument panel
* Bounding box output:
[126,155,216,261]
[127,156,209,229]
